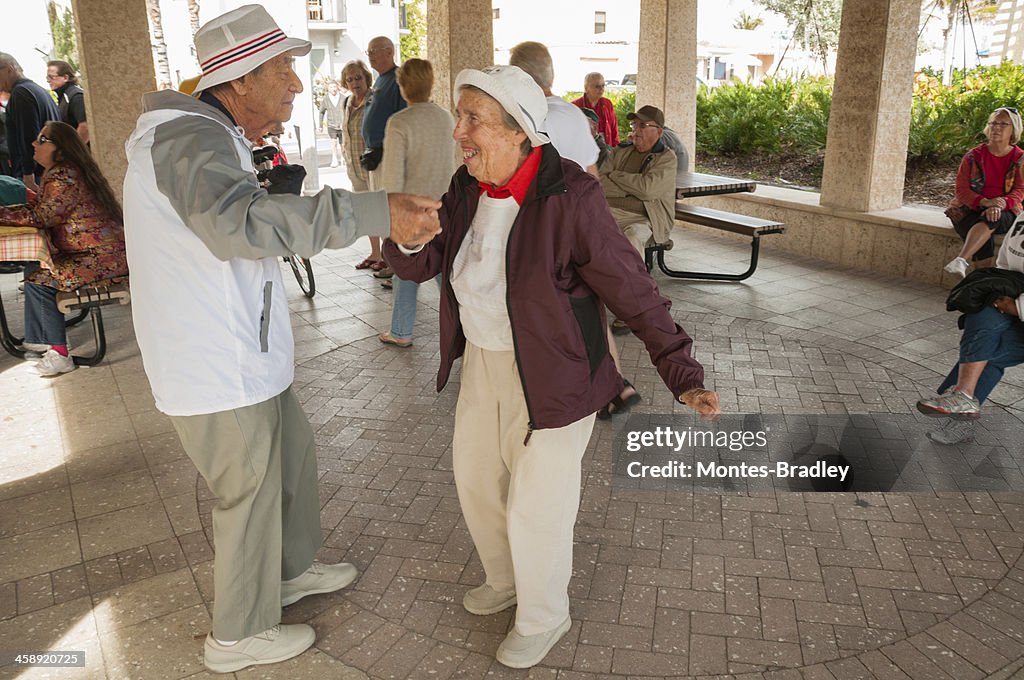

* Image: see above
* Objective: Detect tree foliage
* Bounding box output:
[733,11,765,30]
[754,0,842,71]
[399,0,426,61]
[47,1,79,73]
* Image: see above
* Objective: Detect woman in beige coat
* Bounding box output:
[377,59,455,346]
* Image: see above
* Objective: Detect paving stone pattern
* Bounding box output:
[1,229,1024,679]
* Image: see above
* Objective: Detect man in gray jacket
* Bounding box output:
[123,5,439,673]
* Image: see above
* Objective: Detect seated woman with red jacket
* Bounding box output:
[944,107,1024,278]
[0,121,127,376]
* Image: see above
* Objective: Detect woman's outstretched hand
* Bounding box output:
[679,388,721,421]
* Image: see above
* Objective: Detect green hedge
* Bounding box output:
[695,62,1024,165]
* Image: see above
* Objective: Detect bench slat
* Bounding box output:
[675,203,784,237]
[56,282,131,315]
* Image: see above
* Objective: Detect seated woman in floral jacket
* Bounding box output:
[0,121,127,376]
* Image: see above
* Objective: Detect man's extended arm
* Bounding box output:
[150,115,439,260]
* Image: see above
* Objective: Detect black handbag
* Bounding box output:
[360,147,383,172]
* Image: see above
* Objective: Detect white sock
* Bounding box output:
[214,637,237,646]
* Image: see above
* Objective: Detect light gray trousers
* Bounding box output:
[170,386,321,640]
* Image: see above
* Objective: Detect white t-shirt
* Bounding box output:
[543,96,599,171]
[451,195,520,351]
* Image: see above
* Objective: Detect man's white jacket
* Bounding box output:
[124,90,389,416]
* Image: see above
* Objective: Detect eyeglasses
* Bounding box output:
[989,122,1013,128]
[629,121,660,131]
[35,133,52,144]
[45,74,63,82]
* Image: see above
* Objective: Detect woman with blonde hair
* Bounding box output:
[377,58,455,345]
[339,60,384,270]
[944,107,1023,277]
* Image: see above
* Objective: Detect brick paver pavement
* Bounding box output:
[1,227,1023,679]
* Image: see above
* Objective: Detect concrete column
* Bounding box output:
[426,0,493,113]
[819,0,920,212]
[637,0,697,170]
[71,0,155,201]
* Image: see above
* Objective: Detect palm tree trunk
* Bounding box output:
[187,0,201,38]
[146,0,172,89]
[941,0,958,84]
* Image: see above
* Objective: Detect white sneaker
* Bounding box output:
[204,623,315,673]
[944,257,969,278]
[916,389,981,418]
[35,350,76,377]
[280,561,357,606]
[22,343,50,359]
[463,584,517,615]
[496,616,571,669]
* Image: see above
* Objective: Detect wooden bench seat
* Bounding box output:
[642,203,785,281]
[55,277,130,366]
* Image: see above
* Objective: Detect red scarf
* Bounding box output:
[478,146,543,205]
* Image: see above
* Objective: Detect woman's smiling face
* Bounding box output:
[453,88,527,187]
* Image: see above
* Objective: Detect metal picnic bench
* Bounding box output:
[644,172,786,282]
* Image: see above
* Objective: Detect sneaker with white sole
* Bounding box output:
[463,584,517,615]
[280,561,357,607]
[496,616,571,669]
[944,256,969,278]
[926,419,975,445]
[21,343,50,359]
[916,389,981,418]
[35,349,76,377]
[204,623,315,673]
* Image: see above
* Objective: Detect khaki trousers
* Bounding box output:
[170,387,321,640]
[453,343,596,635]
[609,207,653,258]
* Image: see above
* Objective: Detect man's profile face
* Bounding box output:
[243,52,303,132]
[366,38,393,74]
[46,65,68,91]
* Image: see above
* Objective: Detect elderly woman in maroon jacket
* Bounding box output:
[383,65,719,670]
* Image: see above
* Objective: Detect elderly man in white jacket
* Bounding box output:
[122,5,439,673]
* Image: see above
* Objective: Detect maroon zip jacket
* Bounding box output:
[384,143,706,433]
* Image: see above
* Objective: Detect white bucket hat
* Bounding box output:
[454,65,550,147]
[193,4,311,95]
